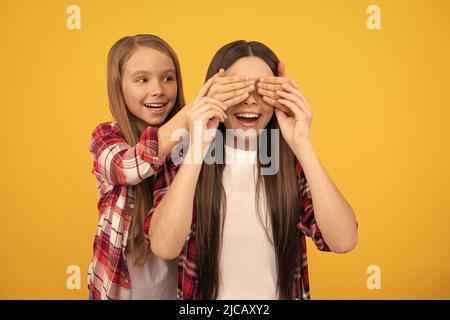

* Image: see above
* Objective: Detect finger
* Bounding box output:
[280,81,307,110]
[201,97,228,111]
[277,91,312,115]
[277,61,287,77]
[274,108,288,122]
[276,90,309,116]
[214,75,251,84]
[282,80,308,107]
[262,96,291,114]
[257,82,282,91]
[197,102,228,119]
[257,87,279,100]
[196,70,225,101]
[201,109,226,122]
[218,80,255,94]
[198,104,227,119]
[196,77,215,102]
[258,77,289,85]
[294,87,313,115]
[196,108,226,123]
[216,85,255,102]
[223,92,250,108]
[275,90,302,107]
[212,68,225,80]
[280,82,302,98]
[281,82,312,114]
[277,98,304,118]
[290,79,299,89]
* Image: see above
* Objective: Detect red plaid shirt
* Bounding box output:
[144,155,330,300]
[88,122,163,300]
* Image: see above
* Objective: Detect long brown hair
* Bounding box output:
[195,40,300,299]
[107,34,185,266]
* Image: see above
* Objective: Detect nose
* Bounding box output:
[243,92,257,106]
[149,80,163,96]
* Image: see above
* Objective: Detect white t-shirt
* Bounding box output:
[216,145,278,300]
[125,250,177,300]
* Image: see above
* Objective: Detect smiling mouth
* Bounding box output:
[143,102,168,115]
[234,113,261,126]
[143,102,167,109]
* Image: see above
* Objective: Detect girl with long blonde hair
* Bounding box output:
[88,35,253,299]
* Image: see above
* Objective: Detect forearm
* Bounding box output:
[149,148,202,260]
[93,142,157,186]
[91,123,162,186]
[157,105,189,158]
[293,142,358,253]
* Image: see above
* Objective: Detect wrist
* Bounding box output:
[181,104,191,128]
[184,138,209,165]
[293,140,314,160]
[292,136,312,149]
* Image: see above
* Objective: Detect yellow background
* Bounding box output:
[1,0,449,299]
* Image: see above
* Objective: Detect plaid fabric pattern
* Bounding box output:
[144,157,330,300]
[88,122,163,300]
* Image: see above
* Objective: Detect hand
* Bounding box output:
[256,61,292,114]
[274,80,313,148]
[186,95,227,155]
[207,68,255,108]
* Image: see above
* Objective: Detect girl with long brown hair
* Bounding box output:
[88,35,253,299]
[145,40,358,299]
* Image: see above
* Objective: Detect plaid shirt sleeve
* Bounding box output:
[89,122,164,186]
[296,160,331,252]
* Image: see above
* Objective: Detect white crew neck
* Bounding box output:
[224,144,257,165]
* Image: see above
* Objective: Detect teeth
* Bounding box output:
[144,103,165,108]
[236,113,259,119]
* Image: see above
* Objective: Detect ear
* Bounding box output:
[277,61,286,77]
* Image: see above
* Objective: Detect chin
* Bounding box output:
[149,119,166,127]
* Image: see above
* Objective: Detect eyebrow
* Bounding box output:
[129,69,176,76]
[226,73,269,82]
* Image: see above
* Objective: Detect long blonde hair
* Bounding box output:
[107,34,185,265]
